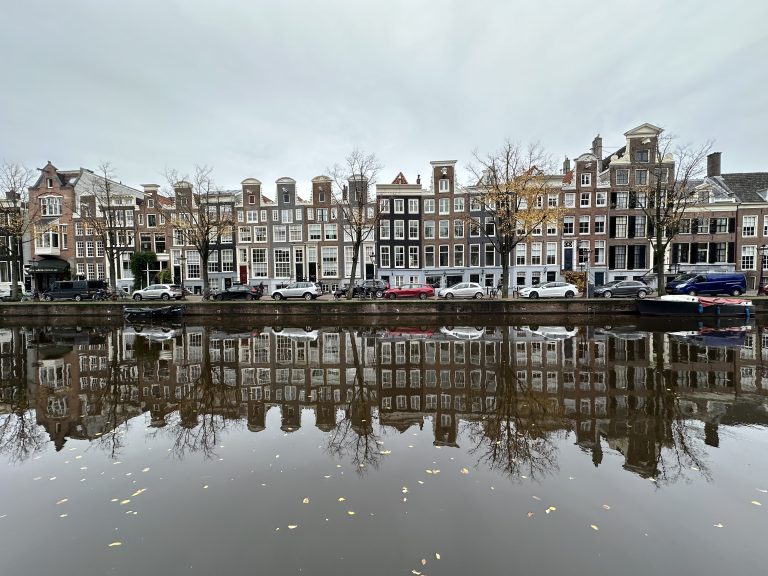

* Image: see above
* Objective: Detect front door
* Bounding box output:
[239,265,248,285]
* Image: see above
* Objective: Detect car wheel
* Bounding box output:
[388,293,397,300]
[161,293,170,301]
[731,288,742,296]
[133,294,142,301]
[273,293,283,301]
[375,290,383,298]
[473,292,483,299]
[603,291,612,299]
[446,293,455,299]
[688,290,697,296]
[565,291,575,298]
[419,293,428,300]
[637,290,647,299]
[303,292,313,300]
[529,292,539,299]
[246,294,253,301]
[216,294,224,301]
[44,295,53,302]
[74,294,83,301]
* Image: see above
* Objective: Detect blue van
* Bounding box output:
[665,272,747,296]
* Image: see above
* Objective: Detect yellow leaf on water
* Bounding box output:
[421,558,427,565]
[347,510,356,516]
[751,500,762,506]
[56,499,68,505]
[288,525,298,530]
[460,468,469,475]
[417,480,424,485]
[380,450,392,455]
[527,512,534,518]
[411,571,421,575]
[142,468,150,473]
[108,542,122,547]
[435,553,441,560]
[520,475,527,479]
[302,498,310,504]
[602,504,611,510]
[714,523,724,528]
[425,470,433,475]
[119,500,130,505]
[432,469,440,474]
[402,487,408,494]
[59,513,68,518]
[532,496,541,501]
[75,455,82,460]
[131,489,146,497]
[203,485,209,489]
[338,497,346,502]
[324,475,331,479]
[590,524,599,531]
[757,489,767,493]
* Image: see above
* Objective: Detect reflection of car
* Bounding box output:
[382,327,434,338]
[518,282,578,299]
[595,326,649,341]
[437,282,484,299]
[593,280,651,299]
[131,284,184,301]
[268,327,319,341]
[440,326,485,340]
[383,283,435,300]
[123,325,182,342]
[214,285,263,301]
[522,326,578,340]
[271,282,322,300]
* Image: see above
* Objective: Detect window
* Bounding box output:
[254,226,267,242]
[86,241,94,257]
[424,221,435,239]
[439,178,450,192]
[615,216,628,238]
[595,216,605,234]
[579,216,590,234]
[548,194,558,207]
[742,245,756,270]
[394,199,404,213]
[321,247,338,276]
[547,222,557,236]
[76,241,84,257]
[187,251,201,279]
[594,240,605,264]
[273,226,287,243]
[380,246,391,268]
[453,197,464,212]
[316,208,328,222]
[295,208,302,221]
[634,215,646,237]
[208,251,219,273]
[441,245,450,267]
[743,216,757,237]
[715,242,727,263]
[615,192,629,209]
[272,210,279,222]
[439,220,449,239]
[697,218,709,234]
[614,246,626,269]
[324,224,337,240]
[289,225,302,242]
[635,170,648,186]
[635,149,650,163]
[470,244,480,267]
[274,249,290,277]
[308,224,321,241]
[580,173,591,186]
[563,217,574,235]
[596,191,607,206]
[454,245,464,267]
[654,168,669,183]
[251,248,267,277]
[578,241,590,264]
[546,242,557,265]
[239,227,252,243]
[40,196,62,216]
[409,220,419,240]
[409,246,419,268]
[394,246,405,268]
[394,220,405,239]
[516,244,526,266]
[46,178,53,188]
[147,214,157,228]
[580,192,590,207]
[531,243,541,265]
[281,209,292,223]
[424,199,434,214]
[484,218,495,237]
[615,170,629,185]
[408,199,419,214]
[424,246,435,267]
[439,198,450,214]
[564,193,575,208]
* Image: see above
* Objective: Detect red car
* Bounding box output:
[383,283,435,300]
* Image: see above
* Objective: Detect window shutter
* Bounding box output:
[672,244,679,264]
[628,216,636,238]
[727,242,735,263]
[638,245,646,268]
[609,246,616,269]
[708,242,717,263]
[627,246,635,270]
[609,217,616,238]
[680,244,689,263]
[629,191,636,209]
[648,221,655,238]
[691,242,699,263]
[728,218,736,233]
[709,220,717,234]
[610,192,617,207]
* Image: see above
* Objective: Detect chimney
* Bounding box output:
[342,184,348,201]
[563,156,571,174]
[416,174,421,185]
[592,134,603,171]
[707,152,721,177]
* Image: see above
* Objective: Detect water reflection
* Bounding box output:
[2,320,767,485]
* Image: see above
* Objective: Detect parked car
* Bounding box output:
[666,272,746,296]
[44,280,107,301]
[593,280,652,299]
[518,282,579,299]
[214,285,263,301]
[439,326,486,340]
[271,281,322,300]
[131,284,184,301]
[334,279,389,299]
[437,282,484,299]
[383,283,435,300]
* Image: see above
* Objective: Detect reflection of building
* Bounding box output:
[3,322,768,477]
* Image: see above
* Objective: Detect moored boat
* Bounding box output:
[123,305,185,319]
[637,295,753,318]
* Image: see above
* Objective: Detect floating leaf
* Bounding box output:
[520,475,527,479]
[402,487,408,494]
[203,485,209,489]
[380,450,392,455]
[288,525,298,530]
[425,470,433,475]
[751,500,762,506]
[713,523,724,528]
[421,558,427,565]
[411,571,421,575]
[56,498,68,505]
[302,498,310,504]
[338,497,346,502]
[142,468,150,473]
[532,496,541,501]
[59,513,68,518]
[460,468,469,475]
[108,542,122,547]
[602,504,611,510]
[417,481,424,485]
[324,475,331,479]
[527,512,534,518]
[119,500,131,505]
[590,524,599,531]
[435,553,441,560]
[757,489,767,493]
[131,489,146,497]
[347,510,356,516]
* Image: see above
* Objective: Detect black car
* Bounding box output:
[214,285,263,301]
[334,279,389,299]
[593,280,652,299]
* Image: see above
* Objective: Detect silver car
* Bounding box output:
[131,284,183,301]
[437,282,485,299]
[271,281,323,301]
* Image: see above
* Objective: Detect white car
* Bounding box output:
[437,282,485,299]
[439,326,486,340]
[131,284,184,301]
[518,282,579,299]
[271,281,322,300]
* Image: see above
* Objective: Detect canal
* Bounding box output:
[1,317,767,575]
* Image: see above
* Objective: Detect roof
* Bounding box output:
[719,173,768,203]
[562,170,573,184]
[392,172,409,185]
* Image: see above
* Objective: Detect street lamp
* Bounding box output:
[758,245,768,295]
[178,255,187,299]
[581,248,591,299]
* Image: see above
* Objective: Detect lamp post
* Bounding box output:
[581,248,591,299]
[758,245,768,295]
[178,255,187,300]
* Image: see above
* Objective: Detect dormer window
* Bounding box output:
[635,149,650,163]
[147,198,154,208]
[580,173,591,186]
[283,191,290,203]
[46,178,53,188]
[319,190,325,203]
[439,178,450,192]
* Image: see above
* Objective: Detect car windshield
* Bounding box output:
[601,281,620,287]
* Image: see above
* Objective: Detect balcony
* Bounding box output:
[34,245,61,256]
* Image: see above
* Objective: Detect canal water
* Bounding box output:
[1,318,767,576]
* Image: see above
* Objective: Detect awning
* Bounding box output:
[28,258,70,274]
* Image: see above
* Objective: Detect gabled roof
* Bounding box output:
[623,123,663,137]
[392,172,409,185]
[562,170,573,185]
[720,173,768,203]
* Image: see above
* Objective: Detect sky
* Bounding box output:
[2,0,767,197]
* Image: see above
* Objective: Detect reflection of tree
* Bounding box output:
[0,328,48,463]
[326,329,381,475]
[465,328,563,480]
[153,328,241,459]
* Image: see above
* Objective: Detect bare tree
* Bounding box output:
[632,134,712,293]
[73,162,138,292]
[163,166,235,300]
[0,161,36,299]
[329,150,383,299]
[466,142,564,298]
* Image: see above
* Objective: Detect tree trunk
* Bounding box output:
[9,237,20,300]
[656,200,665,294]
[500,254,510,299]
[345,241,361,300]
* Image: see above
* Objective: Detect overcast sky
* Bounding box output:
[2,0,766,196]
